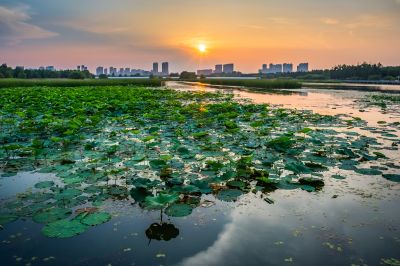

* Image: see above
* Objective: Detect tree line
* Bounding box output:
[260,63,400,81]
[0,64,94,79]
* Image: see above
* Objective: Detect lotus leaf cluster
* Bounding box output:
[1,86,399,238]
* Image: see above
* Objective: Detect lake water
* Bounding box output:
[1,82,399,266]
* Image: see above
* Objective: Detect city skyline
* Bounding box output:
[1,0,399,72]
[5,61,312,76]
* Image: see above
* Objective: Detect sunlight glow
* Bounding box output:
[198,43,207,53]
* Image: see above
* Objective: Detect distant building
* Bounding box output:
[161,62,169,76]
[197,69,213,76]
[283,63,293,73]
[297,63,309,72]
[78,65,88,71]
[270,64,282,74]
[109,67,117,76]
[152,62,159,74]
[223,64,234,74]
[124,68,130,76]
[16,66,24,70]
[262,64,268,73]
[46,66,55,71]
[104,68,108,75]
[96,67,104,76]
[39,66,45,70]
[214,64,223,74]
[259,63,287,74]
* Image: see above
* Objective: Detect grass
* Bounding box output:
[0,78,163,88]
[198,79,302,90]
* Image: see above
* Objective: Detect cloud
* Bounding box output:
[0,5,58,45]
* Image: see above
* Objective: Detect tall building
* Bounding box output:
[259,63,287,74]
[223,64,234,74]
[152,62,159,74]
[283,63,293,73]
[161,62,169,76]
[109,67,117,76]
[96,67,104,76]
[214,64,223,74]
[197,69,213,76]
[270,64,283,73]
[124,68,130,76]
[262,64,268,72]
[46,66,55,71]
[297,63,309,72]
[104,68,108,75]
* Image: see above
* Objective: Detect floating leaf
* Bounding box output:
[0,214,18,225]
[42,219,88,238]
[33,208,72,224]
[80,212,112,226]
[165,204,193,217]
[355,168,382,175]
[382,174,400,182]
[34,181,55,189]
[144,193,179,209]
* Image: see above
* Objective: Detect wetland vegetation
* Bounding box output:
[0,83,399,265]
[0,78,162,88]
[199,79,301,90]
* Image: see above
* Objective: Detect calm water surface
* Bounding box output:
[1,82,399,266]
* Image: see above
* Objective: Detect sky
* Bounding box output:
[0,0,399,73]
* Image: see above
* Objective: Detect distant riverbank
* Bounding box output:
[0,78,162,88]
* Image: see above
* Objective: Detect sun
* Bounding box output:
[198,43,207,53]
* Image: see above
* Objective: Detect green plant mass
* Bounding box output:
[199,78,302,90]
[0,85,394,239]
[0,78,162,88]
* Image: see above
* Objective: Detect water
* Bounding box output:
[1,82,399,266]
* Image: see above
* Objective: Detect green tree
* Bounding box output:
[179,71,197,80]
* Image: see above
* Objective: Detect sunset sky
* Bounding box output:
[1,0,399,73]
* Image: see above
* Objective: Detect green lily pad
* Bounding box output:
[144,193,179,209]
[331,174,346,180]
[382,174,400,182]
[191,180,212,194]
[42,219,88,238]
[150,159,167,170]
[165,204,193,217]
[33,208,72,224]
[34,181,55,189]
[80,212,112,226]
[0,214,18,225]
[130,187,152,203]
[55,188,82,200]
[355,168,383,175]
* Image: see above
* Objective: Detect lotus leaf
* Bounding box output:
[0,214,18,225]
[80,212,112,226]
[382,174,400,182]
[144,193,179,209]
[33,208,72,224]
[42,219,88,238]
[355,168,383,175]
[165,204,193,217]
[34,181,55,189]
